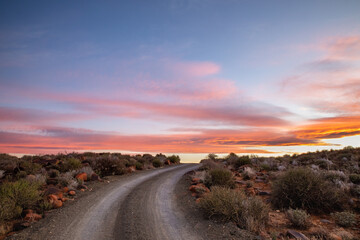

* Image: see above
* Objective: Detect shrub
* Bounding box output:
[92,156,126,176]
[19,160,41,174]
[135,162,143,170]
[0,154,18,172]
[48,169,60,178]
[168,155,180,164]
[0,179,41,221]
[271,168,343,212]
[205,168,235,188]
[349,174,360,184]
[152,159,162,168]
[16,170,27,179]
[61,158,82,172]
[234,156,251,168]
[331,211,357,227]
[199,159,220,171]
[126,158,137,167]
[286,209,311,229]
[200,186,268,233]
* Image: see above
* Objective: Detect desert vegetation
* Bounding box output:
[0,152,180,237]
[189,147,360,239]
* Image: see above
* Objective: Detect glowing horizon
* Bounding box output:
[1,1,360,162]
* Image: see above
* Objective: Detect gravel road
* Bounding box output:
[7,164,200,240]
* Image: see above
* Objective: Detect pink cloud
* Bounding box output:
[169,61,221,77]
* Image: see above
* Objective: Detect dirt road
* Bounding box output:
[8,164,200,240]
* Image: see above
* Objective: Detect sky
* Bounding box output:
[0,0,360,162]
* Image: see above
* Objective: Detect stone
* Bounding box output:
[189,184,210,196]
[44,186,61,196]
[127,166,136,173]
[24,212,42,222]
[258,191,271,196]
[63,187,69,193]
[320,219,331,224]
[286,229,309,240]
[90,173,100,181]
[52,199,63,208]
[68,190,76,196]
[75,172,87,182]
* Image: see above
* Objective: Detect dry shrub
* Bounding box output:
[61,158,82,172]
[331,211,357,227]
[205,168,235,188]
[199,159,220,171]
[92,156,126,176]
[200,186,268,233]
[286,209,311,229]
[152,159,162,168]
[271,168,344,213]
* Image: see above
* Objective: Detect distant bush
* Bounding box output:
[168,155,180,164]
[349,174,360,184]
[152,159,162,168]
[16,170,27,179]
[271,168,343,212]
[19,160,41,174]
[286,209,311,229]
[61,158,82,172]
[92,156,126,176]
[0,153,19,172]
[135,162,143,170]
[331,211,357,227]
[0,179,41,221]
[199,160,220,171]
[234,156,251,168]
[205,168,235,188]
[200,186,268,233]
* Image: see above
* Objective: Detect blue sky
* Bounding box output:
[1,0,360,162]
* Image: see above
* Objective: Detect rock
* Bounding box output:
[26,174,36,182]
[127,166,136,173]
[68,190,76,196]
[48,194,59,202]
[75,172,87,182]
[235,180,246,185]
[189,184,210,196]
[287,230,309,240]
[320,219,331,224]
[57,192,63,199]
[278,165,286,171]
[258,191,271,196]
[0,222,13,235]
[90,173,100,181]
[24,212,42,222]
[44,186,61,196]
[63,187,69,193]
[12,222,30,231]
[52,199,63,208]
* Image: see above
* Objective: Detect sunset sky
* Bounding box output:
[1,1,360,162]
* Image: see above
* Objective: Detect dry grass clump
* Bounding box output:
[331,211,357,227]
[271,168,343,212]
[286,209,311,229]
[205,168,235,188]
[200,186,268,233]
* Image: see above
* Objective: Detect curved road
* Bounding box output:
[8,164,200,240]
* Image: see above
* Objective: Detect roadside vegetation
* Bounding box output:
[0,152,180,237]
[189,147,360,239]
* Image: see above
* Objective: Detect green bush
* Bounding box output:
[205,168,235,188]
[200,186,268,233]
[331,211,357,227]
[286,209,310,229]
[271,168,343,212]
[152,159,162,168]
[61,158,82,172]
[349,174,360,184]
[0,179,41,221]
[16,170,27,179]
[168,155,180,164]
